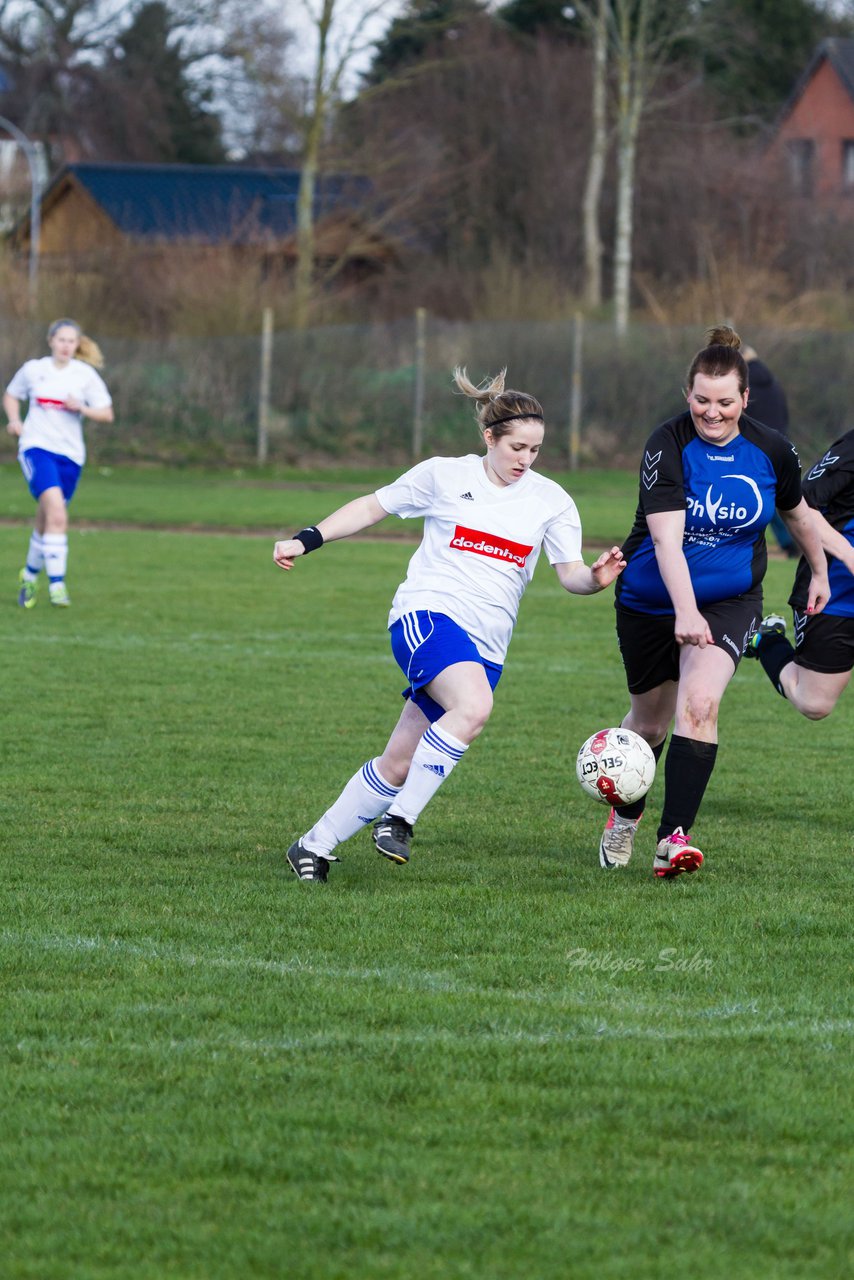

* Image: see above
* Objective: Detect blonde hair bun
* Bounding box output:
[452,366,543,438]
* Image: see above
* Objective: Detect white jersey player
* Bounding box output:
[273,367,626,882]
[4,318,114,608]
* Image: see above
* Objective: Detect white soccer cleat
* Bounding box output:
[653,827,704,879]
[599,809,641,869]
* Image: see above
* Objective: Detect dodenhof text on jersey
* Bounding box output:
[450,525,534,567]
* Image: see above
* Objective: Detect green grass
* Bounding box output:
[0,470,851,1279]
[0,462,638,544]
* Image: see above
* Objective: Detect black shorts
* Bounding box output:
[616,590,763,695]
[792,609,854,675]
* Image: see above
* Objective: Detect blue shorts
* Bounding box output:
[389,610,503,723]
[20,449,82,502]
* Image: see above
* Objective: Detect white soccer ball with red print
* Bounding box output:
[576,727,656,806]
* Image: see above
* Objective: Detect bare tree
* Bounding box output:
[215,4,302,160]
[293,0,397,329]
[576,0,694,334]
[580,0,607,308]
[0,0,237,162]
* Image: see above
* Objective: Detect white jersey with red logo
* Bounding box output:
[375,454,583,663]
[6,356,113,466]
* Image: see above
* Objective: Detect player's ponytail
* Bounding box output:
[46,318,105,369]
[453,366,544,439]
[75,335,105,369]
[686,323,747,394]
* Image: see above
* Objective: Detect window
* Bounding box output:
[787,139,815,196]
[843,140,854,192]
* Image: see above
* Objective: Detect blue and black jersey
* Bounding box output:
[791,428,854,619]
[616,412,802,616]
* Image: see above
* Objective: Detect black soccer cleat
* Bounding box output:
[286,839,338,882]
[372,813,414,864]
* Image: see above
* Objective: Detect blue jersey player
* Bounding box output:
[746,427,854,717]
[598,326,829,879]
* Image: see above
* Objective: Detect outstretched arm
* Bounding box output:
[800,506,854,577]
[554,546,626,595]
[273,494,390,570]
[779,500,830,614]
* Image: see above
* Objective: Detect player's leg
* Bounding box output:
[17,450,53,607]
[41,457,81,607]
[288,699,427,882]
[373,660,493,863]
[780,666,850,719]
[599,682,675,868]
[749,611,852,719]
[652,644,735,878]
[370,612,500,864]
[40,488,71,606]
[600,607,678,869]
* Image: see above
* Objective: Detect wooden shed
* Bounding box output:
[13,161,397,281]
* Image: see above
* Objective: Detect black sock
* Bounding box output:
[616,739,666,820]
[757,634,795,697]
[657,734,718,841]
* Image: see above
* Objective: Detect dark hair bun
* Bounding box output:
[705,324,741,350]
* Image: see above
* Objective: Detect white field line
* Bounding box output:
[2,930,851,1047]
[8,1021,854,1058]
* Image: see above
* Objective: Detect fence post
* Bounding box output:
[569,310,583,471]
[257,306,273,466]
[413,306,427,460]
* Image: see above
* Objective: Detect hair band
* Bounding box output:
[486,412,544,428]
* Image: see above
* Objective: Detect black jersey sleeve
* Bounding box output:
[749,417,802,511]
[637,418,689,516]
[802,430,854,522]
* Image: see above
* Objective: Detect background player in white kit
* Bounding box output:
[274,367,626,882]
[4,318,114,608]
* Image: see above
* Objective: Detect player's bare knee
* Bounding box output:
[629,719,667,746]
[682,694,719,734]
[458,692,493,739]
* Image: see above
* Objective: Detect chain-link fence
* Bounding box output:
[1,316,851,468]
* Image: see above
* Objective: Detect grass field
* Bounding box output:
[1,466,851,1279]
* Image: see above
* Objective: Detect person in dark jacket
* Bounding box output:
[742,345,797,556]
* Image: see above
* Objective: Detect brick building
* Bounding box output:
[767,37,854,203]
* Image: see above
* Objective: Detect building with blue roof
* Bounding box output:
[14,161,396,280]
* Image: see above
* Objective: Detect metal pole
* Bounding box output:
[257,306,273,466]
[413,306,426,460]
[569,311,583,471]
[0,114,41,307]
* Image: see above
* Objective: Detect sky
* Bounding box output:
[283,0,405,93]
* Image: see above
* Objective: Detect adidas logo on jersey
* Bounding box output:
[423,763,446,776]
[459,491,474,500]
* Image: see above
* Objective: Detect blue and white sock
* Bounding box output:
[303,758,401,855]
[42,533,68,583]
[389,724,468,826]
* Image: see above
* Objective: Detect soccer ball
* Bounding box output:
[575,727,656,806]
